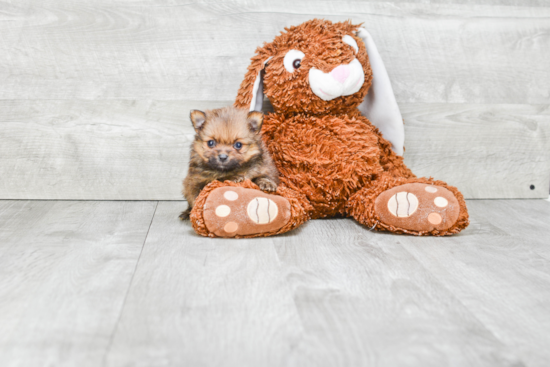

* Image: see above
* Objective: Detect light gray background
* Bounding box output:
[2,3,550,366]
[1,0,549,199]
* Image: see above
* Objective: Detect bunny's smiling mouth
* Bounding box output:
[309,58,365,101]
[318,88,332,98]
[319,79,363,98]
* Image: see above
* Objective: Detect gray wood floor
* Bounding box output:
[1,199,549,367]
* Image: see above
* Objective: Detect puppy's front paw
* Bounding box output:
[255,178,277,192]
[232,176,245,183]
[179,208,191,220]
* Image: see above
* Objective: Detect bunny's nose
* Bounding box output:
[218,154,228,162]
[330,65,350,84]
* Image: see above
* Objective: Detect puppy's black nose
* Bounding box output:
[218,154,228,162]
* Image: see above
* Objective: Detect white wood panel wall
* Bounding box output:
[0,0,548,199]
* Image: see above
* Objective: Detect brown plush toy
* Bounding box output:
[189,19,469,238]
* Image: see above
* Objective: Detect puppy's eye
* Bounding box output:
[342,35,359,53]
[207,140,216,147]
[283,49,305,73]
[233,142,243,150]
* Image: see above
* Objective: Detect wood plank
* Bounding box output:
[265,218,525,366]
[0,200,157,367]
[105,201,303,367]
[107,200,533,366]
[402,103,550,199]
[0,100,226,200]
[1,198,548,366]
[0,1,548,103]
[400,199,550,367]
[1,100,547,199]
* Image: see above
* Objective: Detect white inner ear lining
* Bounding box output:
[249,57,273,112]
[356,28,405,156]
[343,35,359,53]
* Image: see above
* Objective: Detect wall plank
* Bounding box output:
[0,1,548,103]
[0,1,548,199]
[1,100,547,200]
[0,100,225,200]
[402,103,550,199]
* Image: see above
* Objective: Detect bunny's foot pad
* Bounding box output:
[203,186,291,238]
[375,183,460,232]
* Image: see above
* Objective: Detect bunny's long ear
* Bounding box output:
[356,28,405,156]
[235,48,273,112]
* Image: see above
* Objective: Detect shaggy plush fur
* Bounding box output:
[190,19,469,237]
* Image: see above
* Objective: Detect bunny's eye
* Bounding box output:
[343,35,359,53]
[283,49,305,73]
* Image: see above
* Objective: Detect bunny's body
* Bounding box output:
[188,19,469,238]
[262,111,411,218]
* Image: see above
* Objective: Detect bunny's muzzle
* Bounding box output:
[309,58,365,101]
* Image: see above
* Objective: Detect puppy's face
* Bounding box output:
[190,107,263,171]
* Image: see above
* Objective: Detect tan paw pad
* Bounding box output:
[224,222,239,233]
[375,183,460,232]
[215,205,231,217]
[434,197,448,208]
[428,212,442,225]
[425,186,438,193]
[247,197,278,224]
[224,190,239,201]
[387,192,419,218]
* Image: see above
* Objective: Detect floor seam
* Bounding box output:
[101,201,159,367]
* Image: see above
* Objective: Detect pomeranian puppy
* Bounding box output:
[179,106,279,220]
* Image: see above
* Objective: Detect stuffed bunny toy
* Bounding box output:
[189,19,469,238]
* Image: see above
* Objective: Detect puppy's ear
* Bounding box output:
[235,44,273,112]
[247,111,263,133]
[189,110,207,132]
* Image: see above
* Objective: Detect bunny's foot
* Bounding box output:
[201,186,290,237]
[189,180,313,238]
[374,183,460,232]
[347,177,469,236]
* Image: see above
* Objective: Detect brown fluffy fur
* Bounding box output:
[180,106,279,220]
[190,19,469,237]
